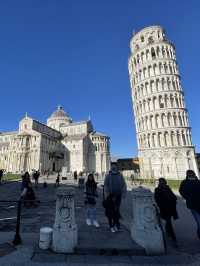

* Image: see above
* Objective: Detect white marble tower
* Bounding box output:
[128,25,198,179]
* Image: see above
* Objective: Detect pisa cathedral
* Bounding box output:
[128,25,199,180]
[0,106,110,175]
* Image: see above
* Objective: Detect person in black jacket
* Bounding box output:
[179,170,200,239]
[155,178,178,242]
[84,174,99,227]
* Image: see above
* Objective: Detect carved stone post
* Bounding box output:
[52,187,78,253]
[131,186,165,255]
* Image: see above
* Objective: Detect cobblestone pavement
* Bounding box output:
[0,176,200,265]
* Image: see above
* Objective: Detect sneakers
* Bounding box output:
[93,220,100,228]
[86,219,100,227]
[110,227,115,233]
[86,219,92,226]
[114,226,122,232]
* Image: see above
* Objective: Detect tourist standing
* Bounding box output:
[0,169,3,185]
[84,173,99,227]
[33,170,40,188]
[21,172,31,192]
[73,171,78,182]
[104,163,127,232]
[154,178,178,243]
[21,172,37,207]
[103,193,120,233]
[55,172,60,187]
[179,170,200,239]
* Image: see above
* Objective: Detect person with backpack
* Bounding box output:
[179,170,200,239]
[84,173,99,227]
[154,178,178,244]
[104,163,127,232]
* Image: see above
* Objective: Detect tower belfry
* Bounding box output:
[128,25,198,179]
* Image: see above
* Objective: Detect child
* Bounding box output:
[84,173,99,227]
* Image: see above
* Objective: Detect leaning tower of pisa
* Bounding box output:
[128,25,198,180]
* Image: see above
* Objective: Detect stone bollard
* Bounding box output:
[52,187,78,253]
[131,186,165,255]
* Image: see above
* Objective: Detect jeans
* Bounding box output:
[107,214,120,229]
[86,206,97,222]
[165,217,176,241]
[191,209,200,237]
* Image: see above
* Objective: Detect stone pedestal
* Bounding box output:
[52,187,78,253]
[131,186,165,255]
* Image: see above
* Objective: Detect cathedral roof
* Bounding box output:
[91,131,108,137]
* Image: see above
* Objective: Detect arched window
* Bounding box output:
[152,134,156,147]
[141,52,145,62]
[150,115,153,128]
[146,49,150,60]
[135,44,139,51]
[171,132,175,146]
[182,132,186,146]
[156,46,160,57]
[137,54,140,64]
[167,113,172,126]
[177,132,181,145]
[155,114,160,128]
[164,132,169,146]
[147,134,150,147]
[143,67,147,78]
[162,47,166,58]
[141,36,144,42]
[151,47,156,59]
[159,96,164,108]
[166,47,170,57]
[148,36,154,44]
[173,113,177,126]
[158,133,161,146]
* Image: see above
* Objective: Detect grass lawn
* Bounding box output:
[126,177,182,190]
[2,173,21,181]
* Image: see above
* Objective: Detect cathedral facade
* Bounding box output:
[0,106,110,175]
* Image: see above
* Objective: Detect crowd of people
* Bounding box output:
[2,163,199,244]
[84,164,200,245]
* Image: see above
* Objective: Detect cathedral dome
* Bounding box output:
[50,106,69,118]
[47,106,72,131]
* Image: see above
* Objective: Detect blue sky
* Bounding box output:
[0,0,199,157]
